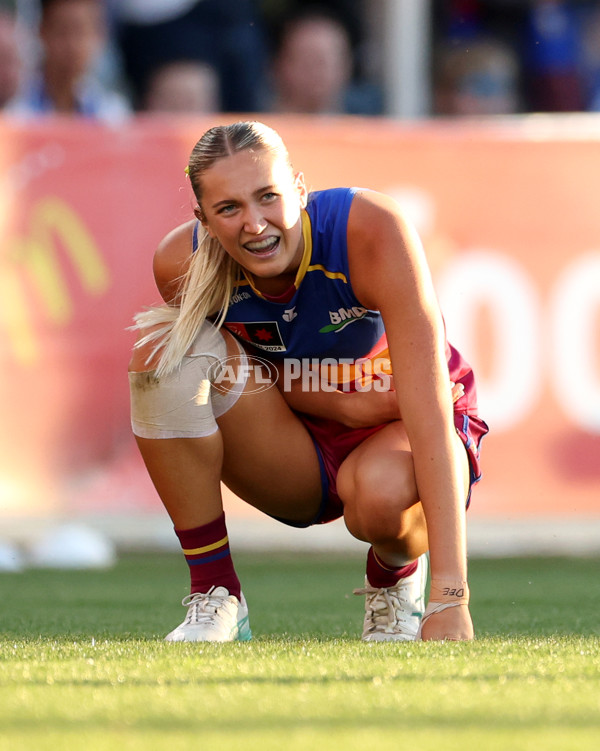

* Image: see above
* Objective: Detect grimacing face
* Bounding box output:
[197,148,308,291]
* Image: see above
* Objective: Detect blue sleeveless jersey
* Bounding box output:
[223,188,386,370]
[194,186,481,412]
[192,187,487,484]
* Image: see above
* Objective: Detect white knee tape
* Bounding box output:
[129,322,246,439]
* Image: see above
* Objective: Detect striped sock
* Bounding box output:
[174,513,241,599]
[366,546,418,588]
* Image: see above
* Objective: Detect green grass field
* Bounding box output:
[1,552,599,751]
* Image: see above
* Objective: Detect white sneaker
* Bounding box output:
[165,586,252,642]
[354,554,428,642]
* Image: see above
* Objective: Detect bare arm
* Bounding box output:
[276,367,464,428]
[347,190,472,640]
[274,364,400,428]
[152,221,195,304]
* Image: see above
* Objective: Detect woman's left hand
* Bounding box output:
[419,604,474,641]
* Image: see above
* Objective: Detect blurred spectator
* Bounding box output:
[0,6,23,108]
[521,0,585,112]
[7,0,131,121]
[577,2,600,111]
[268,5,382,115]
[261,0,364,45]
[114,0,267,112]
[142,59,220,114]
[431,0,600,113]
[433,36,520,116]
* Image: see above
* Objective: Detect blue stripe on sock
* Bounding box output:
[186,548,230,565]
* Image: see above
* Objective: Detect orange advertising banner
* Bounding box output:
[0,115,598,522]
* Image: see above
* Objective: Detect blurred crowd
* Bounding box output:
[432,0,600,115]
[1,0,600,122]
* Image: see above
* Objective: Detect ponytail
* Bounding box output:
[132,224,240,377]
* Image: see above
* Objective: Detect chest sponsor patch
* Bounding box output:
[319,306,368,333]
[226,321,286,352]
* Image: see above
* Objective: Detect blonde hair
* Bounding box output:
[133,121,293,376]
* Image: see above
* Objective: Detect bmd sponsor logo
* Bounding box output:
[319,306,367,333]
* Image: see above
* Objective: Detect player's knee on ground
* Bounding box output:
[129,321,247,439]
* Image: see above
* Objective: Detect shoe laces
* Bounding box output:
[353,583,412,633]
[181,587,232,626]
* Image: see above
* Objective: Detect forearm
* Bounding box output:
[276,375,348,418]
[275,364,400,427]
[409,421,470,581]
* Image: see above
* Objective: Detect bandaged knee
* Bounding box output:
[129,322,246,439]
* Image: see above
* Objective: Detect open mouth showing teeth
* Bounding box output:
[244,236,279,254]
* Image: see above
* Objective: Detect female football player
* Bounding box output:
[129,121,488,642]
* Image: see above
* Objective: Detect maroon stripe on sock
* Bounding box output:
[174,513,241,599]
[366,546,418,588]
